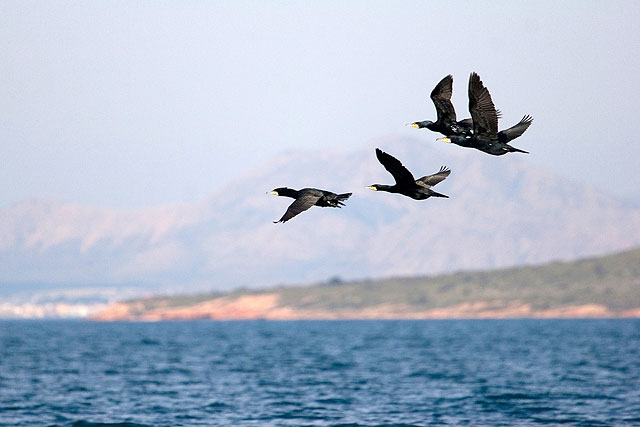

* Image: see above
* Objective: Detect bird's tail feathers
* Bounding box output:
[508,145,529,154]
[334,193,352,207]
[430,190,449,198]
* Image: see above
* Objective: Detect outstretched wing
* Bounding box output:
[468,72,499,138]
[498,115,533,143]
[275,193,321,223]
[375,148,415,185]
[430,74,457,124]
[416,166,451,187]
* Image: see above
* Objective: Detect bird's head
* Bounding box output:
[365,185,380,191]
[438,135,474,148]
[268,187,300,198]
[406,121,431,129]
[267,187,287,196]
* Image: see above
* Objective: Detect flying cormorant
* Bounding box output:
[436,72,532,155]
[268,187,352,223]
[406,74,473,137]
[366,148,450,200]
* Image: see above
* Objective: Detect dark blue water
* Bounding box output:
[1,320,640,426]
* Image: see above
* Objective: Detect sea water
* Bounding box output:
[1,319,639,426]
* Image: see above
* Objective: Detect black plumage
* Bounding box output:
[498,114,534,144]
[366,148,450,200]
[268,187,352,223]
[437,72,532,155]
[407,74,473,137]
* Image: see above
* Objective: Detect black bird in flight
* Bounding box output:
[366,148,450,200]
[437,72,532,155]
[268,187,352,223]
[406,74,473,137]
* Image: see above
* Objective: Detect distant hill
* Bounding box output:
[3,137,640,295]
[92,246,640,320]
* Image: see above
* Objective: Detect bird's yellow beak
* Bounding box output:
[436,137,451,144]
[267,191,278,196]
[406,123,419,128]
[365,186,377,191]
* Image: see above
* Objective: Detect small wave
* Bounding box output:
[529,416,607,425]
[267,400,304,407]
[1,402,47,411]
[522,405,556,414]
[204,400,233,411]
[147,404,171,414]
[66,385,90,392]
[485,392,543,400]
[316,397,354,405]
[273,410,328,421]
[68,421,153,427]
[406,369,464,380]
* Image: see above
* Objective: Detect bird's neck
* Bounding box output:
[451,135,474,147]
[422,121,436,131]
[375,184,396,193]
[278,188,300,199]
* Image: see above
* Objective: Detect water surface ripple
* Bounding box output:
[1,319,639,426]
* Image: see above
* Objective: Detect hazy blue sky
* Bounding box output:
[2,1,639,209]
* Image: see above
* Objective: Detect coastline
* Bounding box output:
[91,293,640,321]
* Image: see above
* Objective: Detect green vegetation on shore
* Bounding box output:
[121,247,640,314]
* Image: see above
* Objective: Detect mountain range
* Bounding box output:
[2,137,640,297]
